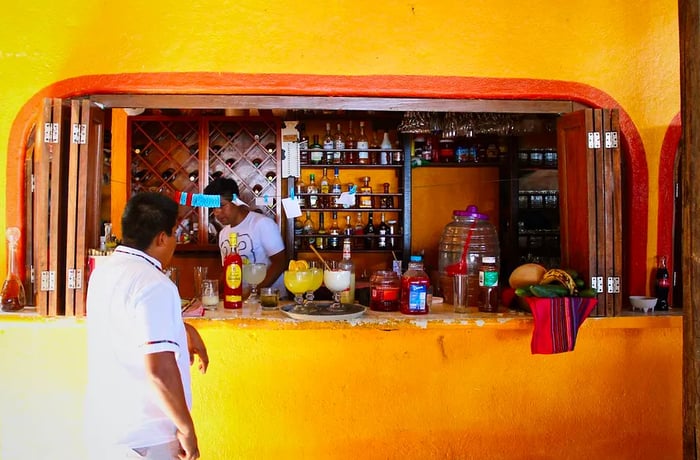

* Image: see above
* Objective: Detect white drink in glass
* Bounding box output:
[324,269,351,292]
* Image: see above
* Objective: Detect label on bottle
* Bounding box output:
[357,141,369,160]
[311,150,323,163]
[225,263,243,306]
[408,284,427,312]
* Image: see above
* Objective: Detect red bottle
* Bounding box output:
[224,232,243,309]
[400,255,430,315]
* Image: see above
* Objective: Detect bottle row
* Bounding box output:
[298,121,403,166]
[294,211,401,252]
[294,170,399,210]
[412,134,505,164]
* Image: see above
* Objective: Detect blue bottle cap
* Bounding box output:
[410,255,422,262]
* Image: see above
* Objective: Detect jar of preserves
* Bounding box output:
[370,270,401,311]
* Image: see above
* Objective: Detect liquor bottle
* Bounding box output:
[0,227,26,312]
[333,123,345,164]
[478,256,499,313]
[380,182,393,209]
[357,121,370,165]
[316,212,327,249]
[298,123,309,164]
[223,232,243,309]
[359,176,373,209]
[370,132,381,164]
[655,255,670,311]
[323,122,334,165]
[328,211,341,250]
[310,134,323,165]
[345,120,357,164]
[331,167,343,208]
[295,176,307,208]
[343,215,353,237]
[189,222,199,244]
[293,216,304,251]
[380,131,392,165]
[364,212,375,250]
[320,167,331,208]
[339,238,356,304]
[353,212,365,250]
[302,211,316,249]
[377,212,389,249]
[307,173,320,209]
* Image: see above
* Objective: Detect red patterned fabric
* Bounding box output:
[527,297,597,354]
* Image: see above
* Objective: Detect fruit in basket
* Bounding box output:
[508,263,547,289]
[288,260,310,271]
[539,268,577,295]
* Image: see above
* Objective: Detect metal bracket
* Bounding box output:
[605,131,619,148]
[587,132,601,149]
[72,123,87,144]
[40,271,56,291]
[607,276,620,294]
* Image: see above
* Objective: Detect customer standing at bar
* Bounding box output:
[204,177,287,296]
[85,192,209,460]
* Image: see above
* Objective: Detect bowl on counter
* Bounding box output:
[629,296,657,313]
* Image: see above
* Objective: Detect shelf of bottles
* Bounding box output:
[128,116,201,245]
[128,115,280,248]
[289,120,407,258]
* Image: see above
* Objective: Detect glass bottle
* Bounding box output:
[359,176,373,209]
[370,270,400,311]
[323,122,334,165]
[223,232,243,310]
[293,216,304,251]
[310,134,323,165]
[353,212,365,250]
[380,131,392,165]
[364,212,375,250]
[655,255,670,311]
[331,167,342,208]
[343,215,353,237]
[320,167,330,208]
[357,121,370,165]
[302,211,316,250]
[345,120,357,164]
[380,182,393,209]
[295,176,307,208]
[328,212,341,250]
[333,123,345,164]
[478,256,500,313]
[1,227,26,312]
[377,212,389,249]
[307,173,319,209]
[316,213,327,249]
[339,238,356,304]
[400,255,430,315]
[298,123,309,164]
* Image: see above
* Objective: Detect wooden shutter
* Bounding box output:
[557,108,622,316]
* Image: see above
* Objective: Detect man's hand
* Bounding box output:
[184,323,209,374]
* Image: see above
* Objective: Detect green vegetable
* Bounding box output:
[529,284,568,298]
[578,288,598,298]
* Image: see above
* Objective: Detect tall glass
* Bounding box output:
[243,263,267,304]
[323,260,351,312]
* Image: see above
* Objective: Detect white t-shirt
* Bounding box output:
[84,246,191,450]
[218,211,286,294]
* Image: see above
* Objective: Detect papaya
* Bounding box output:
[508,263,547,289]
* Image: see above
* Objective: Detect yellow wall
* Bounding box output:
[0,315,682,459]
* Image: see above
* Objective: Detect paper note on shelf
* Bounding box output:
[336,192,356,208]
[281,197,302,218]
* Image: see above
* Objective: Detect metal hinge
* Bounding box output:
[44,122,59,143]
[67,268,83,289]
[72,123,87,144]
[31,174,35,193]
[605,131,619,148]
[587,132,601,149]
[591,276,604,293]
[607,276,620,294]
[40,270,55,291]
[30,266,35,284]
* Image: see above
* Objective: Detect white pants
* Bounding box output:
[88,439,180,460]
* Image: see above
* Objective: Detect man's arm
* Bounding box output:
[144,351,199,460]
[184,322,209,374]
[260,249,286,289]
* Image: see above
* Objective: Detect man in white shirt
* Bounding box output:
[85,192,208,460]
[203,178,287,296]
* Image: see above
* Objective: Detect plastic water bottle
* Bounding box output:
[438,205,500,307]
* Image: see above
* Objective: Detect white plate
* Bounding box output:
[280,302,367,321]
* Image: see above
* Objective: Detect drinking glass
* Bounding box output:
[323,260,351,312]
[284,269,314,313]
[243,263,267,304]
[304,261,324,304]
[193,266,208,299]
[201,279,219,310]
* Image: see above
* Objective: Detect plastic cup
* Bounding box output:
[453,274,469,313]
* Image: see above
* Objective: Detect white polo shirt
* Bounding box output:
[84,246,191,449]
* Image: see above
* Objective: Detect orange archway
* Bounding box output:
[6,72,651,295]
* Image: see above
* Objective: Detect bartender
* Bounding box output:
[204,177,287,297]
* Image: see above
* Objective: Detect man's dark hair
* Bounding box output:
[203,177,240,199]
[121,192,179,250]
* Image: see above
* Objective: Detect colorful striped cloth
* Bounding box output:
[526,297,597,354]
